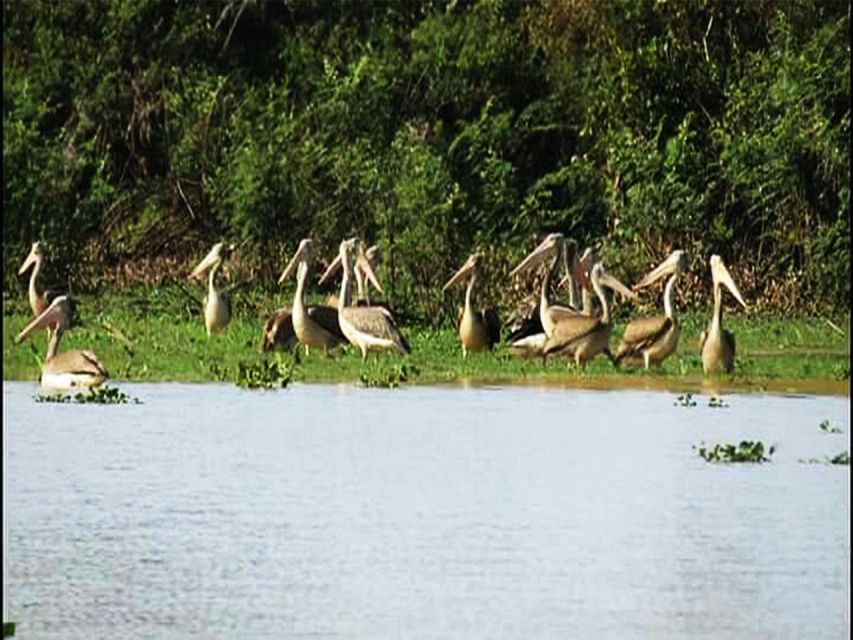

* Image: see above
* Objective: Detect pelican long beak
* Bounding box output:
[16,295,70,343]
[509,233,563,277]
[318,254,342,285]
[711,255,747,309]
[189,242,223,280]
[600,269,638,301]
[279,239,312,284]
[634,250,686,289]
[18,244,38,275]
[443,255,476,291]
[356,252,383,293]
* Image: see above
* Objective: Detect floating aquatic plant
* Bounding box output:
[674,393,697,407]
[3,621,16,638]
[235,354,294,389]
[819,419,843,434]
[695,440,774,463]
[828,451,849,465]
[34,385,140,405]
[359,362,420,388]
[708,396,729,408]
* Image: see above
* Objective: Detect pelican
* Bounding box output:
[319,242,384,307]
[15,295,108,390]
[443,253,500,357]
[189,242,233,336]
[260,306,297,352]
[699,255,748,374]
[335,238,410,360]
[18,241,60,338]
[542,262,637,367]
[278,238,347,355]
[615,250,688,369]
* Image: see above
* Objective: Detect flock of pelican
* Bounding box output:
[14,234,747,391]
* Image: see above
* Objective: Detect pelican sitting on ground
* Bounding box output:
[542,262,636,368]
[699,255,748,374]
[260,306,297,352]
[335,238,410,360]
[18,241,60,338]
[15,295,108,390]
[189,242,233,336]
[443,253,500,357]
[278,238,347,355]
[615,250,688,369]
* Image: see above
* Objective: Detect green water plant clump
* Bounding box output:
[819,419,843,434]
[695,441,774,463]
[360,362,420,389]
[34,385,140,405]
[235,356,294,389]
[675,393,698,407]
[708,396,729,408]
[3,621,16,638]
[828,451,849,465]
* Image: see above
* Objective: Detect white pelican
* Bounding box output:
[615,250,688,368]
[189,242,233,336]
[335,238,409,360]
[542,262,637,367]
[443,252,500,357]
[278,238,346,355]
[15,296,108,390]
[699,255,748,374]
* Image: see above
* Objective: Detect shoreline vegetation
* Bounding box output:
[4,288,849,396]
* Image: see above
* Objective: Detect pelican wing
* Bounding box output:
[47,349,108,378]
[698,329,708,352]
[622,315,671,346]
[306,304,346,341]
[343,307,410,353]
[543,316,603,354]
[543,316,601,355]
[482,307,501,348]
[506,310,543,343]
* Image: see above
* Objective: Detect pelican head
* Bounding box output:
[279,238,314,284]
[634,250,688,290]
[591,263,638,301]
[189,242,234,280]
[710,255,747,308]
[509,232,565,277]
[19,241,43,275]
[443,252,483,291]
[16,295,74,343]
[320,239,383,292]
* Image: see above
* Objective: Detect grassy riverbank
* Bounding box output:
[3,288,849,394]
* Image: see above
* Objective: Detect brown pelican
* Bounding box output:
[335,238,410,360]
[18,241,60,338]
[189,242,233,336]
[542,262,636,367]
[15,295,108,390]
[443,252,500,357]
[699,255,747,374]
[615,250,688,369]
[278,238,347,355]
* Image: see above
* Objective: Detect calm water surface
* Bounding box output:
[3,382,850,639]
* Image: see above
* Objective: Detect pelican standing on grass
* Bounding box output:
[615,250,688,369]
[278,238,346,355]
[699,255,748,374]
[443,252,500,357]
[319,242,385,308]
[15,295,108,390]
[335,238,410,360]
[189,242,233,336]
[542,262,636,368]
[18,241,60,338]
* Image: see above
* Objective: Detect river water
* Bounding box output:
[3,382,849,639]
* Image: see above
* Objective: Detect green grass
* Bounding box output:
[3,287,849,392]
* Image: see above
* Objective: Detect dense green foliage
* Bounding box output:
[4,0,849,319]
